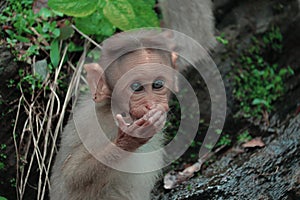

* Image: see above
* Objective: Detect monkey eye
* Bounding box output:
[130,82,144,92]
[152,79,165,90]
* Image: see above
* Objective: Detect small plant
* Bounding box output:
[189,153,197,159]
[187,184,192,191]
[10,178,16,188]
[190,140,197,148]
[0,144,7,171]
[1,0,67,94]
[216,33,229,45]
[233,26,294,119]
[0,162,5,170]
[0,143,6,153]
[0,0,62,64]
[0,153,6,160]
[164,96,181,140]
[17,69,45,94]
[217,134,232,147]
[237,130,252,143]
[205,143,214,150]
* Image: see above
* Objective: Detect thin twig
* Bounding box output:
[13,27,93,200]
[12,96,23,200]
[71,24,102,50]
[45,42,88,192]
[68,61,88,85]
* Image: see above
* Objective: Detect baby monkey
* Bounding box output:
[50,30,178,200]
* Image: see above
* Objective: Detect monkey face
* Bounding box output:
[112,63,173,121]
[128,77,170,120]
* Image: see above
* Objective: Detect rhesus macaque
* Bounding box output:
[50,30,178,200]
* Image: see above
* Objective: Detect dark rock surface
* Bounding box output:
[153,0,300,199]
[0,46,21,199]
[158,114,300,200]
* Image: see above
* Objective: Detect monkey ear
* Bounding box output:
[171,52,178,70]
[84,63,111,103]
[171,52,179,93]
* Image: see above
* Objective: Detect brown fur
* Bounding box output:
[50,98,164,200]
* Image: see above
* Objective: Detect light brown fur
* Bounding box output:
[50,98,164,200]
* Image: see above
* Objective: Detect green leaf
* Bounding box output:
[288,66,294,75]
[75,11,115,36]
[68,42,84,52]
[252,98,270,107]
[38,7,53,19]
[279,68,287,76]
[52,28,61,38]
[0,162,4,170]
[14,35,30,42]
[50,40,60,67]
[103,0,159,30]
[142,0,156,6]
[0,196,8,200]
[59,26,74,40]
[48,0,99,17]
[103,0,136,30]
[204,143,214,150]
[128,0,159,28]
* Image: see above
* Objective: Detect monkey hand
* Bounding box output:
[115,109,166,151]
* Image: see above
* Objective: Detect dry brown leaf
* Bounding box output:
[242,137,265,148]
[163,145,226,189]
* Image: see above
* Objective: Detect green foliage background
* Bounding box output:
[48,0,159,39]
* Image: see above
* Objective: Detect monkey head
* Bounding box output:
[85,30,178,122]
[85,49,177,121]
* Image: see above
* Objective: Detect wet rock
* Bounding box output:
[160,114,300,200]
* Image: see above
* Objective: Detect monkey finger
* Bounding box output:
[116,114,130,129]
[141,114,162,128]
[147,110,163,124]
[128,118,148,134]
[145,108,161,119]
[134,117,147,126]
[143,108,159,120]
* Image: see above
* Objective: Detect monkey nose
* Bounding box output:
[145,103,154,110]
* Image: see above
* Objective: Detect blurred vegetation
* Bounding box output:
[230,26,294,119]
[217,26,293,120]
